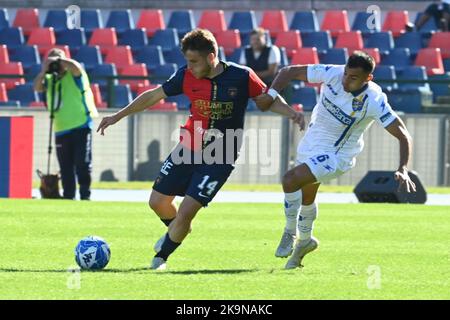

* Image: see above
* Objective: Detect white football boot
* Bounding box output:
[275,230,296,258]
[153,234,165,253]
[150,257,167,270]
[285,237,319,269]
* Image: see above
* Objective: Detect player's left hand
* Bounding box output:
[291,111,306,131]
[394,168,416,193]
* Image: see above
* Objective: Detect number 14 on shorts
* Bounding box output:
[197,175,218,197]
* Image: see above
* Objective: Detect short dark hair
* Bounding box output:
[181,28,218,56]
[346,51,376,74]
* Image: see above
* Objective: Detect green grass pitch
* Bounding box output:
[0,199,449,299]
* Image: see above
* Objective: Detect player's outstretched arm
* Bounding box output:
[385,117,416,193]
[255,94,305,131]
[97,86,167,135]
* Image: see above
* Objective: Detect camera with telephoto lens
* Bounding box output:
[47,59,61,74]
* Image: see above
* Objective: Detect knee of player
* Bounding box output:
[282,170,297,188]
[148,196,161,212]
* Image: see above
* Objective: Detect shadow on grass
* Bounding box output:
[0,268,259,274]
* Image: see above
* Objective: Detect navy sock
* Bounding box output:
[160,218,174,227]
[155,233,180,260]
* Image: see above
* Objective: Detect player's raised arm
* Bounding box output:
[97,86,167,135]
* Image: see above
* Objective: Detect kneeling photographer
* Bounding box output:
[34,48,98,200]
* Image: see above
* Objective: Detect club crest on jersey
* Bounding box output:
[227,87,238,98]
[352,94,368,112]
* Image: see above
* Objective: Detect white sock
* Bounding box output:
[298,203,318,241]
[284,190,302,234]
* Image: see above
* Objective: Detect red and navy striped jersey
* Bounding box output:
[162,61,267,152]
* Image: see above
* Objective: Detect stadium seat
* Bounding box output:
[149,29,179,53]
[301,31,332,53]
[279,47,289,67]
[352,11,380,33]
[90,63,118,87]
[167,10,195,38]
[0,9,10,30]
[414,12,438,34]
[394,32,424,56]
[444,58,450,72]
[0,62,25,89]
[291,47,319,65]
[149,102,178,112]
[229,11,257,36]
[81,10,103,39]
[165,94,191,110]
[107,84,133,108]
[152,63,177,84]
[135,45,165,71]
[90,83,106,108]
[105,45,134,72]
[381,48,412,72]
[429,73,450,102]
[43,10,68,33]
[275,30,302,58]
[198,10,227,35]
[118,29,148,52]
[136,9,165,37]
[106,10,134,35]
[216,30,241,56]
[320,48,348,65]
[356,48,381,64]
[7,83,38,106]
[415,48,444,76]
[428,32,450,59]
[25,63,42,81]
[260,10,288,39]
[0,45,9,64]
[88,28,118,55]
[27,28,56,55]
[8,45,40,69]
[364,31,394,54]
[321,10,350,37]
[396,65,429,91]
[56,28,86,49]
[0,100,20,107]
[41,45,71,59]
[0,27,25,49]
[0,82,7,101]
[119,63,150,92]
[12,8,39,37]
[290,11,319,33]
[335,31,364,51]
[291,86,317,111]
[73,45,102,71]
[227,47,243,63]
[163,47,184,67]
[382,11,409,37]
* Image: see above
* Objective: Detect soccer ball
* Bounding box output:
[74,236,111,270]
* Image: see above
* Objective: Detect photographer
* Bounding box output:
[33,48,98,200]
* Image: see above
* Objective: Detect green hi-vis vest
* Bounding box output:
[45,70,98,133]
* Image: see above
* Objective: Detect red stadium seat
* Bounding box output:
[89,28,118,55]
[29,101,46,108]
[428,32,450,59]
[0,82,7,102]
[149,102,178,111]
[260,10,288,38]
[382,11,409,37]
[0,45,9,65]
[105,45,133,72]
[119,63,150,91]
[90,83,107,109]
[415,48,444,76]
[321,10,350,37]
[136,9,165,37]
[275,30,302,58]
[291,47,319,65]
[27,27,56,56]
[12,8,40,37]
[335,31,364,51]
[0,62,25,90]
[216,30,241,56]
[41,45,71,59]
[198,10,227,35]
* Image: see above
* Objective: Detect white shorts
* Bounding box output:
[295,152,354,183]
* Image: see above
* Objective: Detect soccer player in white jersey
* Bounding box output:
[255,51,417,269]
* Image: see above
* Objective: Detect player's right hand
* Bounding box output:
[97,114,120,136]
[291,111,306,131]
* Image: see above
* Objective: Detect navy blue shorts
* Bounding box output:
[152,148,235,207]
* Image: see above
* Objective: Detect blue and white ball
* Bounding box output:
[75,236,111,270]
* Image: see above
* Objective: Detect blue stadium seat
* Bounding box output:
[301,31,332,53]
[163,47,185,66]
[43,10,68,33]
[149,29,180,53]
[352,12,380,33]
[104,84,133,108]
[152,63,178,84]
[106,10,134,35]
[229,11,257,35]
[8,45,40,69]
[165,94,191,110]
[396,66,429,91]
[56,28,86,49]
[373,65,397,91]
[73,45,102,71]
[290,11,319,33]
[429,73,450,103]
[320,48,348,64]
[0,9,10,30]
[364,31,394,55]
[444,58,450,72]
[135,45,165,72]
[227,47,243,63]
[90,63,118,87]
[7,83,38,106]
[0,101,20,107]
[81,10,103,39]
[381,48,412,72]
[291,86,317,111]
[394,32,424,56]
[167,10,195,38]
[0,27,25,49]
[246,98,259,111]
[118,29,148,52]
[218,46,226,61]
[386,90,425,113]
[279,47,288,68]
[414,12,438,34]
